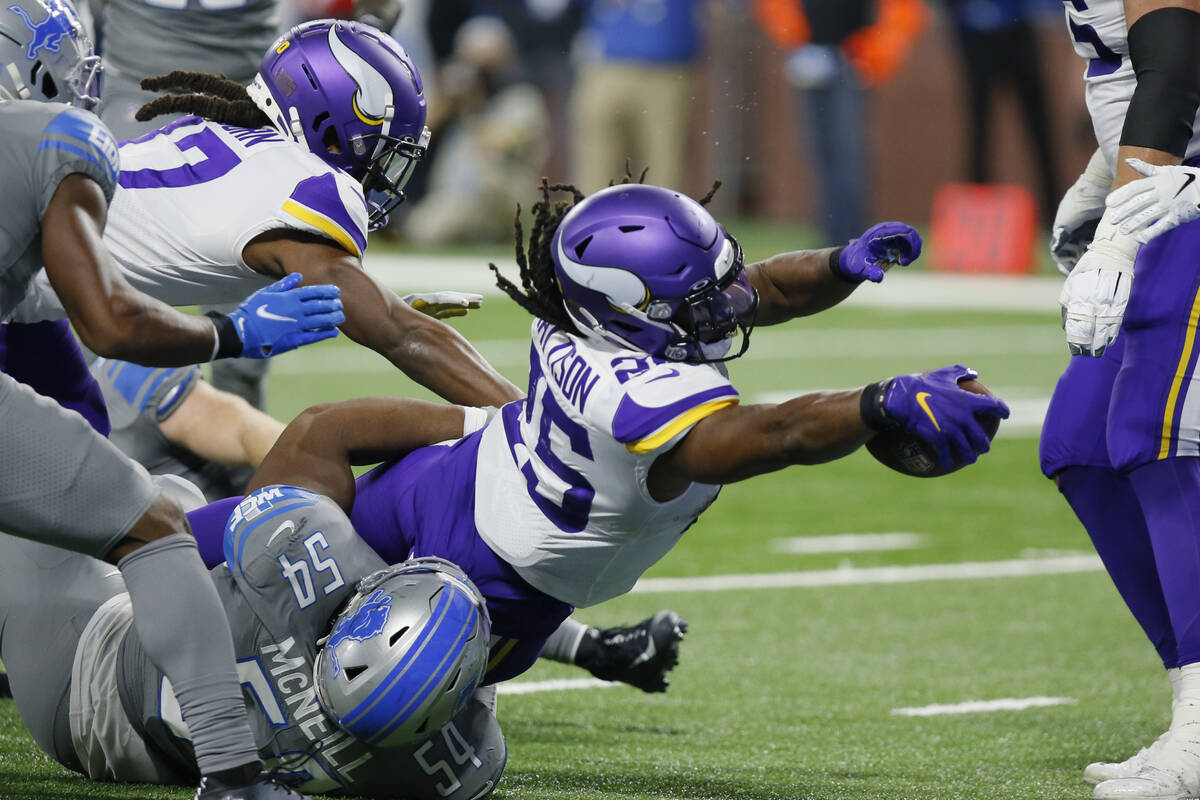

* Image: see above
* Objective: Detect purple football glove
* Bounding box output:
[836,222,923,283]
[881,365,1010,471]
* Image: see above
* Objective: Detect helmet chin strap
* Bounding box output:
[1,63,31,101]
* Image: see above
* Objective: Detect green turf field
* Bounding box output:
[0,276,1166,800]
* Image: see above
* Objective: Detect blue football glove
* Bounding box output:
[836,222,923,283]
[223,273,344,359]
[880,365,1010,471]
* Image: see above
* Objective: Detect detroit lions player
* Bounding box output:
[13,18,522,408]
[1041,0,1200,797]
[0,1,346,798]
[0,481,505,798]
[186,181,1009,684]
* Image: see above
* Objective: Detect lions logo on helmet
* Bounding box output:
[0,0,99,108]
[314,557,491,748]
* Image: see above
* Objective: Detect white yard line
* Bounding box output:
[365,254,1063,313]
[892,697,1077,716]
[770,533,925,555]
[629,555,1103,595]
[497,678,616,696]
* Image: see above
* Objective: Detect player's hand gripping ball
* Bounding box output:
[866,366,1009,477]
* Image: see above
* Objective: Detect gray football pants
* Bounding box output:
[0,534,120,772]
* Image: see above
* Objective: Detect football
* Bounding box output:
[866,379,1002,478]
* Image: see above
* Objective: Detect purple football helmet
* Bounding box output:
[247,19,429,230]
[553,184,758,363]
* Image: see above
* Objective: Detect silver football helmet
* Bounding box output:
[0,0,100,109]
[314,557,491,749]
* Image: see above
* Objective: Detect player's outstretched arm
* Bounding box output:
[747,222,922,326]
[648,365,1008,500]
[247,397,470,511]
[243,231,524,406]
[43,175,345,366]
[159,379,285,469]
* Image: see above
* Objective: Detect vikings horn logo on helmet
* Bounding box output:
[327,25,392,127]
[556,232,650,309]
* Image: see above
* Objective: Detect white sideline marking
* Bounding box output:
[770,533,924,554]
[892,697,1077,716]
[629,555,1103,595]
[498,678,616,695]
[365,254,1062,313]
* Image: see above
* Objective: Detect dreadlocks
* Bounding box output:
[491,168,722,332]
[135,71,272,129]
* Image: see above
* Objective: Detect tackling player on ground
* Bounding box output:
[0,1,346,798]
[1044,0,1200,797]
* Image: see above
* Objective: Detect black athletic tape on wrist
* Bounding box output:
[205,312,243,360]
[1120,7,1200,158]
[829,246,855,283]
[860,379,897,431]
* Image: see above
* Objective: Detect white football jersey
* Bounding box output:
[1063,0,1200,167]
[474,319,738,607]
[12,116,368,322]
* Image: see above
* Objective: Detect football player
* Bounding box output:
[185,181,1009,685]
[1042,0,1200,797]
[12,18,522,409]
[0,478,506,798]
[0,1,345,798]
[74,354,688,691]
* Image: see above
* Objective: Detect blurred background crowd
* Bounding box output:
[280,0,1087,270]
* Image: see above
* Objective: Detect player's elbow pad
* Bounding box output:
[1120,7,1200,157]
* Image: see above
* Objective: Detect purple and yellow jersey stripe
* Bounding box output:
[281,173,368,258]
[612,384,740,455]
[1159,284,1200,459]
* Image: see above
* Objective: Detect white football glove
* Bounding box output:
[1107,158,1200,243]
[402,291,483,319]
[1050,148,1113,276]
[1058,211,1139,357]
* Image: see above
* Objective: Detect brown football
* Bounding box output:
[865,378,1002,478]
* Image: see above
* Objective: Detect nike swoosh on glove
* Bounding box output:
[228,273,344,358]
[835,221,923,283]
[1107,158,1200,244]
[881,365,1010,471]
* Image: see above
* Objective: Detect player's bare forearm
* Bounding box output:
[648,389,871,498]
[161,380,285,469]
[249,397,466,510]
[746,248,857,326]
[42,175,217,366]
[244,233,523,406]
[1114,146,1183,189]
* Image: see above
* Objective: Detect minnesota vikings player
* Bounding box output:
[1041,0,1200,797]
[0,476,505,798]
[186,181,1009,684]
[0,1,346,798]
[13,18,522,408]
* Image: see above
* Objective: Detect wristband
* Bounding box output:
[860,379,896,431]
[205,312,242,360]
[828,247,852,283]
[461,406,492,436]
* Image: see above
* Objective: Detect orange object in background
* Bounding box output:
[929,183,1038,275]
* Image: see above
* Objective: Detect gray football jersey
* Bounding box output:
[0,101,119,321]
[116,486,506,798]
[91,358,249,501]
[96,0,279,85]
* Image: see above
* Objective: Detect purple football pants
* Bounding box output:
[0,320,109,436]
[1040,218,1200,668]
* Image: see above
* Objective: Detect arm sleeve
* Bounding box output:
[93,359,199,427]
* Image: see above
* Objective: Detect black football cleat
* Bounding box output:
[0,671,10,699]
[576,610,688,693]
[196,771,313,800]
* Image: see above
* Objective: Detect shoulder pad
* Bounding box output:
[280,171,368,258]
[40,107,119,200]
[610,361,739,452]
